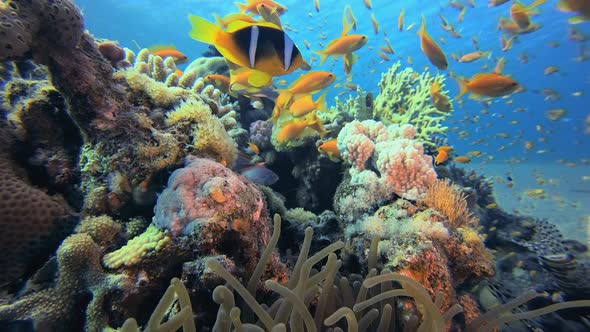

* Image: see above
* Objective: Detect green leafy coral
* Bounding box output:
[373,61,451,147]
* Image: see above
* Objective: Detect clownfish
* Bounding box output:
[188,15,309,77]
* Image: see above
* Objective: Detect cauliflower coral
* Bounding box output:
[337,120,437,201]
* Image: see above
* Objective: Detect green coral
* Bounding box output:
[373,61,451,147]
[330,86,374,121]
[103,224,171,269]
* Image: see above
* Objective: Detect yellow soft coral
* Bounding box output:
[165,98,237,166]
[102,225,170,268]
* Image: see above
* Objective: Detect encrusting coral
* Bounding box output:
[373,61,451,147]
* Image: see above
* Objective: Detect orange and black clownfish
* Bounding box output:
[187,15,310,77]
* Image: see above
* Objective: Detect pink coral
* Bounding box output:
[375,138,437,200]
[153,157,267,237]
[337,120,437,200]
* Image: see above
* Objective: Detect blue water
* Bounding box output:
[75,0,590,163]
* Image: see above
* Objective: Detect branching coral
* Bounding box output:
[373,61,451,147]
[0,231,132,332]
[331,86,374,121]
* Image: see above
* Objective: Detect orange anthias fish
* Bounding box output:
[235,0,287,15]
[430,81,452,113]
[398,9,405,31]
[458,51,490,63]
[370,13,379,34]
[228,67,273,96]
[148,45,189,64]
[435,146,453,164]
[288,91,329,117]
[454,155,471,163]
[318,139,341,162]
[510,0,548,29]
[417,15,448,70]
[284,71,336,95]
[314,6,368,66]
[557,0,590,24]
[204,74,231,93]
[257,3,282,27]
[276,112,326,144]
[188,15,309,77]
[454,72,521,98]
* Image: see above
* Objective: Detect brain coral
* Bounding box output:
[0,123,77,285]
[0,0,83,59]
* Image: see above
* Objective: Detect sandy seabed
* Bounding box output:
[468,162,589,245]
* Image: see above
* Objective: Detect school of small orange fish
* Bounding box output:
[177,0,590,226]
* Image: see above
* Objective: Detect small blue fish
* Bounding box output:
[239,165,279,186]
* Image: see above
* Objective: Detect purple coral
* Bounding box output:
[249,120,273,150]
[153,157,267,237]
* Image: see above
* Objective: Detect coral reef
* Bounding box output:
[184,56,228,78]
[249,120,274,151]
[373,61,451,147]
[153,157,267,238]
[111,218,589,332]
[1,0,241,217]
[334,120,437,221]
[349,198,494,311]
[2,1,589,331]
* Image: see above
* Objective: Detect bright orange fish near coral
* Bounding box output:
[235,0,287,15]
[288,91,329,117]
[435,146,453,165]
[430,80,452,113]
[212,13,259,29]
[417,15,448,70]
[148,45,189,64]
[276,112,326,144]
[317,139,341,162]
